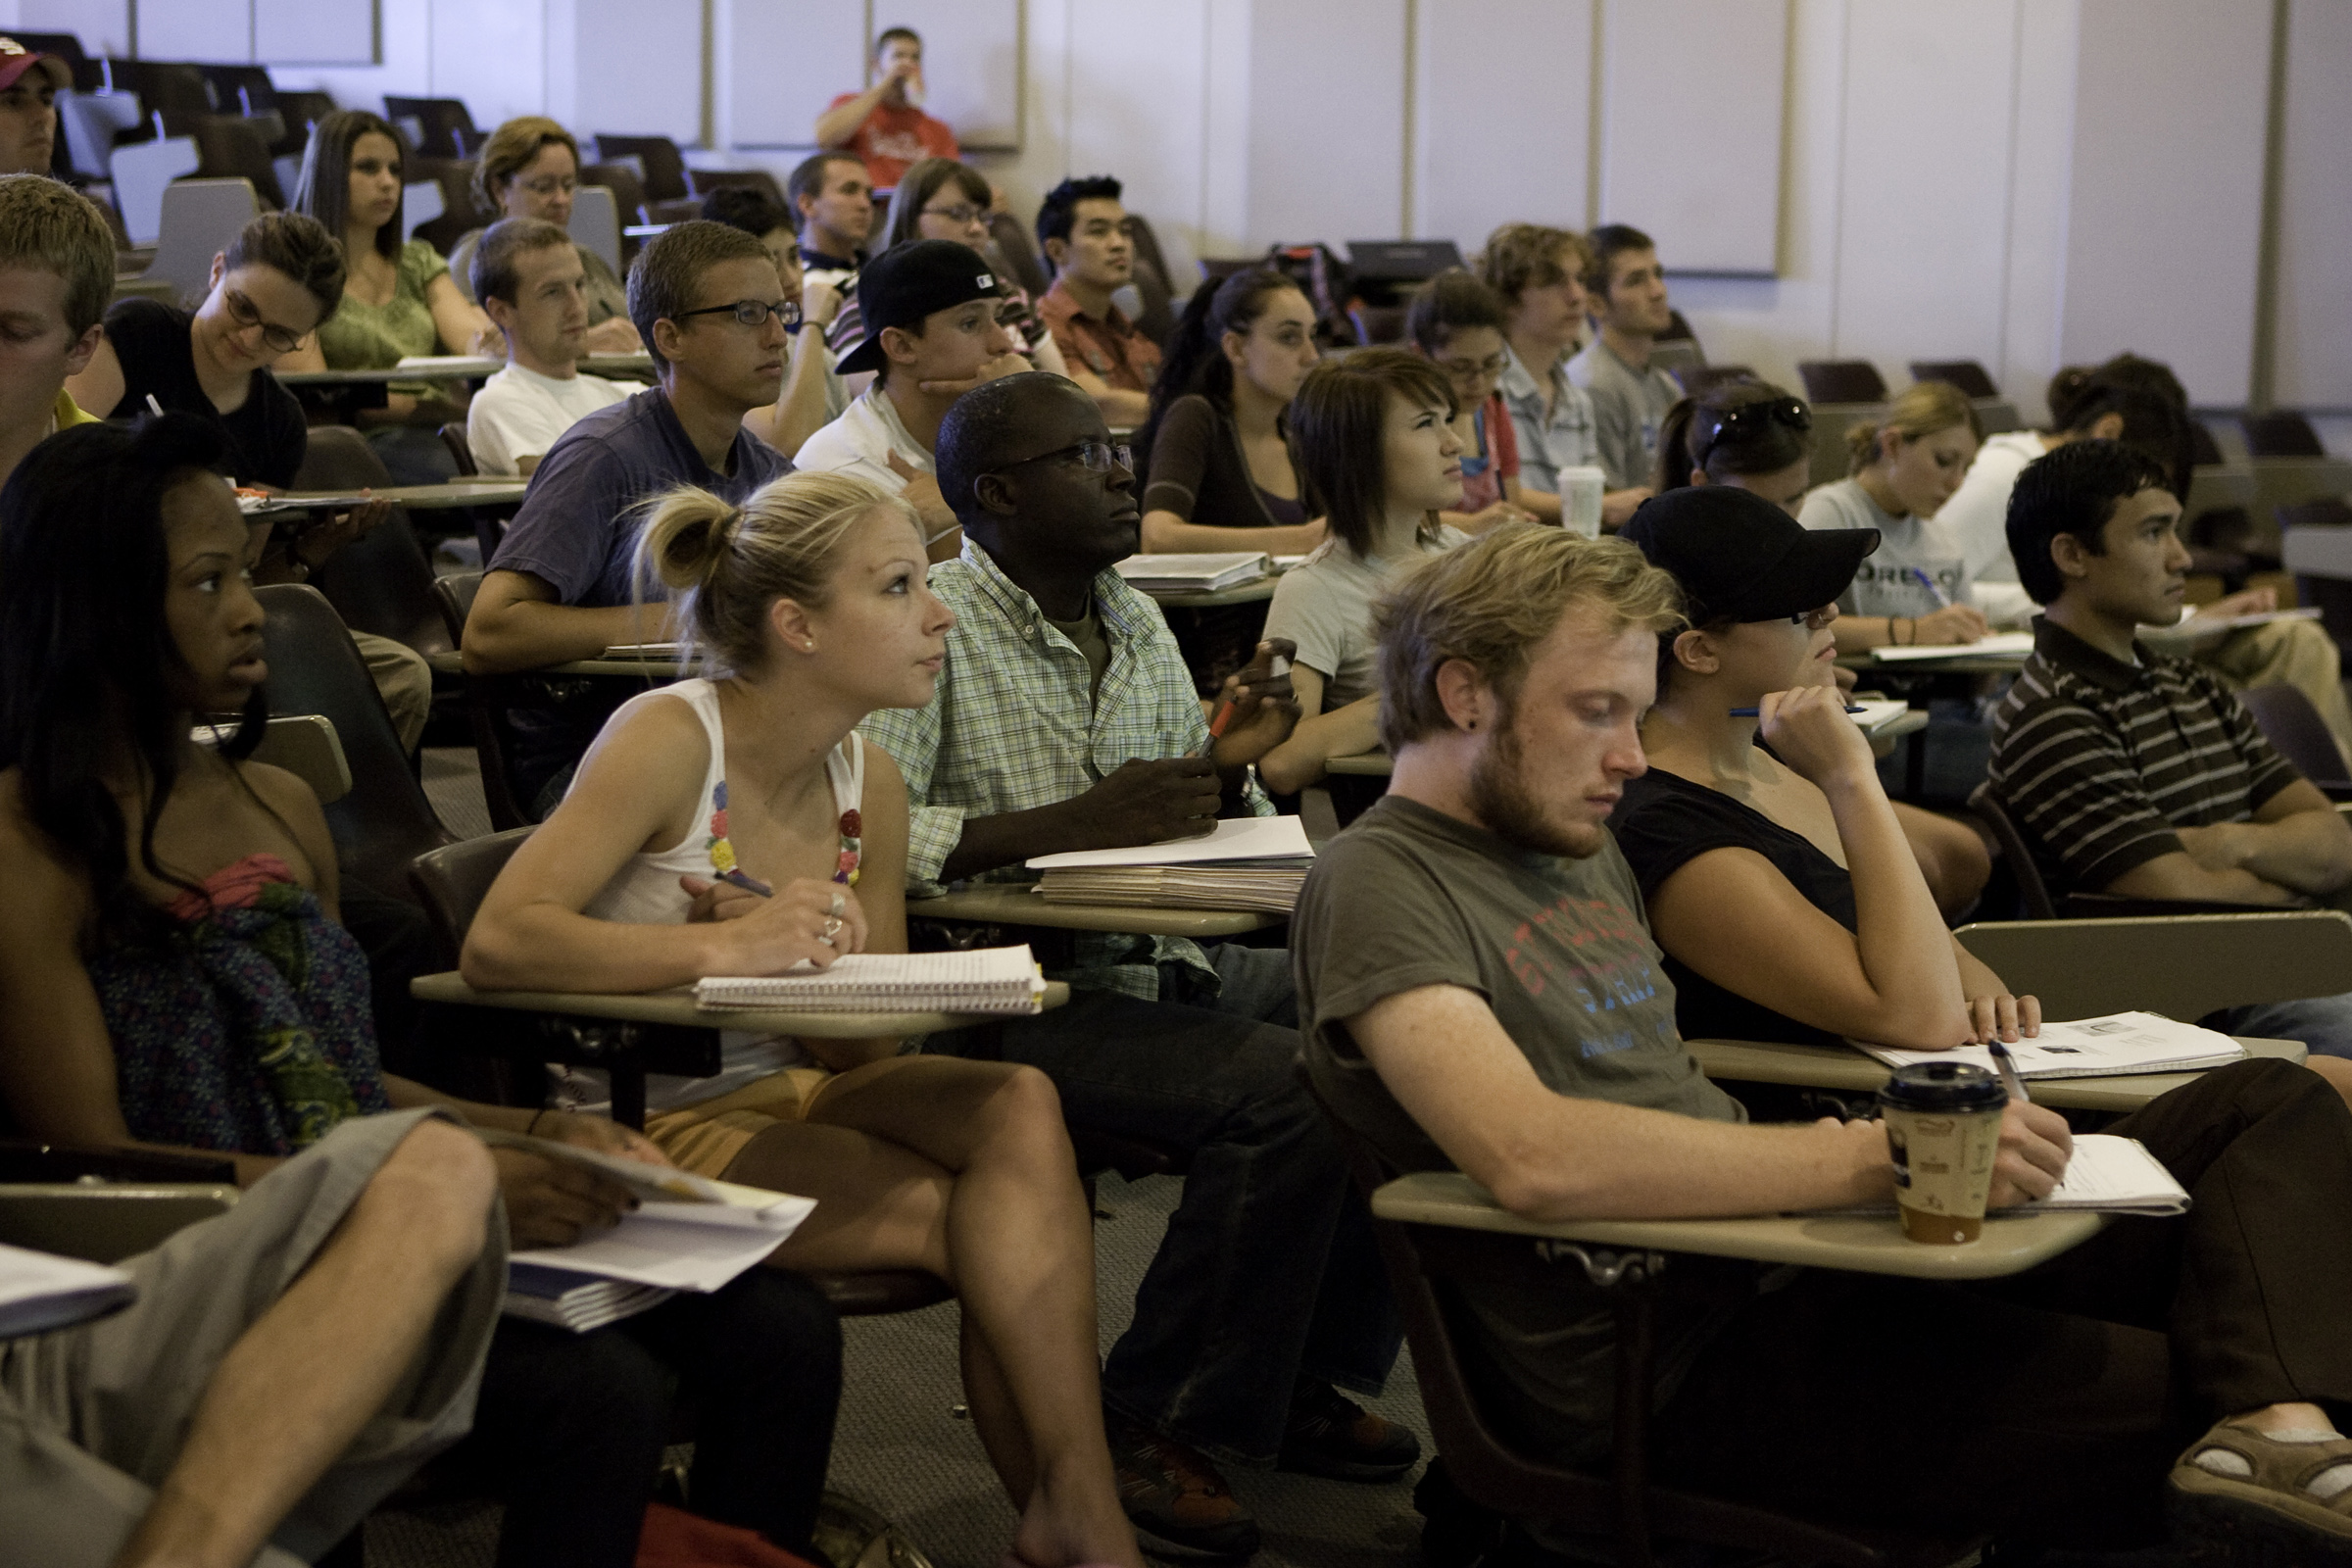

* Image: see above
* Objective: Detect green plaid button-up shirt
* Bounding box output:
[859,540,1272,999]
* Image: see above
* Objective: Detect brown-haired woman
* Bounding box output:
[1257,348,1470,793]
[446,115,640,353]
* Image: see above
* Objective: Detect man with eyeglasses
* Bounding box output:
[1034,175,1158,427]
[465,218,634,477]
[796,239,1025,556]
[466,221,794,813]
[861,370,1417,1560]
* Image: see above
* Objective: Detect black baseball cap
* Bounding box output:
[837,239,1002,375]
[1619,485,1878,623]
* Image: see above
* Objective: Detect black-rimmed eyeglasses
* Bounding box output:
[674,298,803,329]
[222,289,309,355]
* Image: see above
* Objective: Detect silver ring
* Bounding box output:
[820,915,844,941]
[829,891,847,918]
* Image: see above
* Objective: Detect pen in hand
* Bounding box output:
[1200,651,1292,757]
[1730,705,1867,717]
[1907,566,1953,609]
[1988,1039,2032,1104]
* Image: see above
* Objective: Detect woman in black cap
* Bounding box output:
[1612,485,2034,1051]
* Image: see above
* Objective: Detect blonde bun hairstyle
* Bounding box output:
[633,471,919,674]
[1845,379,1983,476]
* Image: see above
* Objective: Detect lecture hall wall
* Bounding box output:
[10,0,2348,423]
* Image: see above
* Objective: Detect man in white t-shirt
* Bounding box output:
[466,219,632,476]
[796,238,1025,558]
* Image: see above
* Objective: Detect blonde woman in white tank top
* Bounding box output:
[466,472,1144,1568]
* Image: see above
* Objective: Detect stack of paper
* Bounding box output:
[1111,553,1271,592]
[693,946,1046,1014]
[1854,1011,2247,1079]
[1028,815,1314,913]
[1849,698,1913,732]
[1869,631,2037,662]
[0,1243,135,1336]
[504,1262,676,1332]
[600,641,688,661]
[2014,1135,2190,1216]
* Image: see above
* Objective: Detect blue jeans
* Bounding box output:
[2211,992,2352,1059]
[926,943,1402,1467]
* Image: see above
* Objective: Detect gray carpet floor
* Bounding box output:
[392,752,1436,1568]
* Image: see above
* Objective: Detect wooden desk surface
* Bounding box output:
[276,354,655,385]
[1372,1170,2101,1280]
[910,883,1281,937]
[411,970,1068,1036]
[1326,751,1394,776]
[271,479,529,512]
[1689,1035,2305,1113]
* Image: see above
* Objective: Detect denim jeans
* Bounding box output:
[927,943,1402,1467]
[2210,991,2352,1059]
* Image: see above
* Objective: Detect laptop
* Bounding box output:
[1346,240,1466,281]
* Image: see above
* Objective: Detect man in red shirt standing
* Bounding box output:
[814,26,958,193]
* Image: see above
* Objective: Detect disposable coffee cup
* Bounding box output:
[1877,1061,2008,1244]
[1560,466,1606,537]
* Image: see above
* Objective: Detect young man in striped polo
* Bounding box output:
[1987,438,2352,1054]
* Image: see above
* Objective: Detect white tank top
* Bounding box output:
[563,678,868,1114]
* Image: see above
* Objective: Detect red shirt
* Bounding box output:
[1457,391,1521,512]
[1038,278,1163,393]
[828,95,958,190]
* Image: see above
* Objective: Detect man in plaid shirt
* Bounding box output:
[861,373,1410,1558]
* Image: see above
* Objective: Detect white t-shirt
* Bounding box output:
[1265,527,1469,710]
[1798,478,1973,618]
[466,363,633,476]
[1936,428,2053,625]
[792,383,933,495]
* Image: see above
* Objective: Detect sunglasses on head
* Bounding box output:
[1692,395,1811,471]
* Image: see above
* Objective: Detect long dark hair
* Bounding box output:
[2046,354,2192,497]
[1290,348,1456,559]
[0,416,266,944]
[1139,268,1304,460]
[292,109,407,260]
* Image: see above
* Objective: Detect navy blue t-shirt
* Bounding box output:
[489,384,791,608]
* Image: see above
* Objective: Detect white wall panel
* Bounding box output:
[1829,1,2016,383]
[1245,0,1405,249]
[891,0,1021,150]
[2274,0,2352,408]
[1067,0,1204,278]
[428,0,542,132]
[560,0,699,144]
[20,0,130,56]
[139,0,246,62]
[254,0,374,65]
[2061,0,2269,406]
[1410,0,1590,250]
[719,0,862,149]
[1997,0,2080,419]
[1597,0,1786,274]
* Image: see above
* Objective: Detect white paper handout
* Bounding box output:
[0,1243,136,1337]
[2012,1134,2190,1216]
[1026,813,1313,870]
[1869,631,2037,662]
[1855,1011,2246,1080]
[508,1190,817,1292]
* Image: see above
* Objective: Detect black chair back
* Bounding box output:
[2243,412,2327,460]
[988,209,1052,302]
[198,64,278,118]
[382,95,478,159]
[684,167,785,207]
[271,90,336,154]
[439,421,478,477]
[583,161,650,226]
[409,827,534,958]
[2237,684,2352,788]
[291,423,391,490]
[309,509,450,661]
[1907,360,1998,399]
[430,573,530,831]
[1967,782,2057,919]
[1673,365,1757,397]
[1797,360,1889,405]
[191,116,286,208]
[592,134,689,201]
[257,585,455,896]
[1125,213,1179,347]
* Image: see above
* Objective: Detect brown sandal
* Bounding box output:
[2169,1420,2352,1564]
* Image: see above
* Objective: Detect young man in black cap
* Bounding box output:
[1293,511,2352,1561]
[794,237,1026,554]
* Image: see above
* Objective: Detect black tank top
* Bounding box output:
[101,299,309,489]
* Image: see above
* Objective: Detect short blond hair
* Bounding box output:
[1374,524,1683,752]
[636,470,920,676]
[0,174,115,337]
[472,116,582,212]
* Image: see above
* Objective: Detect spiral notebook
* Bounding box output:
[693,946,1045,1014]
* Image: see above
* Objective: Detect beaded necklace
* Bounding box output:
[704,773,861,898]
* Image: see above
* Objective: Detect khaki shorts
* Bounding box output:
[643,1067,838,1179]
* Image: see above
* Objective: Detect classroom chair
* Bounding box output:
[58,87,145,183]
[271,89,337,154]
[429,571,535,831]
[408,154,494,254]
[2236,684,2352,794]
[1967,783,2275,920]
[569,181,624,278]
[308,505,457,676]
[1303,1075,1988,1568]
[189,116,285,208]
[582,160,650,228]
[1797,359,1889,406]
[382,95,478,159]
[986,209,1052,301]
[143,177,261,307]
[1807,402,1885,487]
[258,584,457,898]
[198,63,277,119]
[1906,360,1998,399]
[684,166,784,207]
[123,60,216,126]
[439,421,478,477]
[592,133,690,202]
[1954,909,2352,1025]
[107,135,203,249]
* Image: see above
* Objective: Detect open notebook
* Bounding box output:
[1869,631,2036,662]
[1111,553,1272,592]
[1818,1134,2190,1218]
[693,946,1046,1014]
[1855,1011,2246,1080]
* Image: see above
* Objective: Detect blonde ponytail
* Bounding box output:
[1846,380,1983,477]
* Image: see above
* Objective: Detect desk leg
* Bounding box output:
[612,1061,648,1132]
[1904,727,1927,802]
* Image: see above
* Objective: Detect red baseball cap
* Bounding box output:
[0,38,72,93]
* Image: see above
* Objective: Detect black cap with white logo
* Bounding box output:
[836,239,1003,375]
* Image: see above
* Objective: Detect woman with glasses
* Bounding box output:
[1405,269,1538,534]
[823,158,1067,378]
[278,110,502,482]
[1797,379,1990,655]
[1614,485,2032,1048]
[1256,350,1470,798]
[446,116,641,353]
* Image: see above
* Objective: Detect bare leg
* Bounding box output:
[724,1057,1141,1568]
[2303,1054,2352,1113]
[1893,801,1992,917]
[112,1119,497,1568]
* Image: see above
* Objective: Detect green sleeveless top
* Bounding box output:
[316,238,450,369]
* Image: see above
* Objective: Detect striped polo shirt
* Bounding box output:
[1987,615,2302,891]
